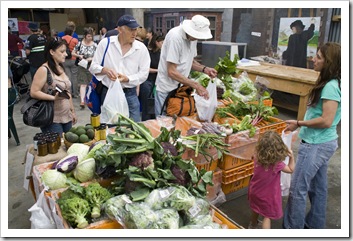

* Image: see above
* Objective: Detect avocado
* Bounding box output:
[65,132,79,143]
[79,134,89,143]
[86,129,95,139]
[85,125,94,130]
[75,128,86,136]
[69,127,77,133]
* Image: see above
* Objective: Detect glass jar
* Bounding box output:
[54,132,61,148]
[33,133,41,151]
[37,139,48,157]
[90,114,100,128]
[47,138,58,154]
[99,124,107,140]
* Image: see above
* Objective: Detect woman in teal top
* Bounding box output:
[282,42,341,229]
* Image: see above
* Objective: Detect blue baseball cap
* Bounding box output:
[117,14,140,29]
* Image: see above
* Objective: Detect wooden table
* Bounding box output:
[236,62,319,120]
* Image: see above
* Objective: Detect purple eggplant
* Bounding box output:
[56,154,78,173]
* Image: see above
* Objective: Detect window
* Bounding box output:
[207,16,216,41]
[166,17,176,33]
[156,17,162,34]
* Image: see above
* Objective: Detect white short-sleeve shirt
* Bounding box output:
[156,25,197,93]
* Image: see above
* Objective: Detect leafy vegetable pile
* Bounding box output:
[214,51,240,91]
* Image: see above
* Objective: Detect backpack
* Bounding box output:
[63,37,73,59]
[162,85,196,117]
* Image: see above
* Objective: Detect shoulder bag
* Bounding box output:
[21,66,54,128]
[84,37,110,114]
[74,41,82,66]
[162,84,196,117]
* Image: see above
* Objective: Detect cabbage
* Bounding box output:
[73,158,96,182]
[41,169,68,190]
[67,143,90,162]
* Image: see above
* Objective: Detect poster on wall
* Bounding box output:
[8,18,18,32]
[277,17,320,68]
[17,21,38,35]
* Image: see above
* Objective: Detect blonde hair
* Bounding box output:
[255,130,289,169]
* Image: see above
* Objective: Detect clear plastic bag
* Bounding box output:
[101,81,129,124]
[194,80,218,122]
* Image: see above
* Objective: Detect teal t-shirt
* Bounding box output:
[299,79,341,144]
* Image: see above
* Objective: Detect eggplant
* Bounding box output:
[56,154,78,173]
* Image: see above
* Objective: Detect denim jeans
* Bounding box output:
[40,122,73,136]
[101,85,140,123]
[154,90,169,117]
[283,139,338,229]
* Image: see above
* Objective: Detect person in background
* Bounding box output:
[72,27,97,109]
[282,19,315,68]
[89,14,150,122]
[8,26,23,57]
[139,34,164,121]
[135,27,147,43]
[30,39,77,136]
[154,15,217,116]
[25,22,47,79]
[100,27,107,40]
[144,27,154,48]
[50,29,61,41]
[283,42,341,229]
[62,26,79,98]
[58,21,79,40]
[248,130,295,229]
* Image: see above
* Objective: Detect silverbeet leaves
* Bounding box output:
[94,114,213,201]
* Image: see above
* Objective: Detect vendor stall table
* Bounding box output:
[237,62,319,120]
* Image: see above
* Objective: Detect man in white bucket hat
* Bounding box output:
[155,15,218,116]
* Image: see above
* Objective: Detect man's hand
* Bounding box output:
[204,67,218,78]
[195,83,209,100]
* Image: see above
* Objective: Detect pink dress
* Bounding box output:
[248,160,286,219]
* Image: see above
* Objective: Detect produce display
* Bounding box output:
[31,50,285,230]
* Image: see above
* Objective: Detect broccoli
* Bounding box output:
[85,182,112,218]
[161,142,178,156]
[57,196,90,228]
[129,151,154,170]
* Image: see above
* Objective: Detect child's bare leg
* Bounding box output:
[262,217,271,229]
[250,210,259,227]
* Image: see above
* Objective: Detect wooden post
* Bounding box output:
[287,8,291,17]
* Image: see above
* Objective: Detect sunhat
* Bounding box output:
[182,15,212,40]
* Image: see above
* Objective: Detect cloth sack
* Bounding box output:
[163,85,196,117]
[85,37,110,114]
[101,80,129,124]
[194,80,217,122]
[21,66,54,128]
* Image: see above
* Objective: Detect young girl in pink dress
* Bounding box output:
[248,130,295,229]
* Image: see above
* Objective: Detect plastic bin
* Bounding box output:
[219,153,253,170]
[256,116,286,136]
[221,175,252,195]
[222,162,254,183]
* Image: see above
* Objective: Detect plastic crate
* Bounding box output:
[248,98,273,107]
[219,153,253,170]
[195,159,219,171]
[182,146,220,171]
[256,116,286,136]
[211,205,244,229]
[221,175,252,195]
[222,162,254,184]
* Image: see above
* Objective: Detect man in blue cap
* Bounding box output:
[25,22,47,79]
[89,14,150,122]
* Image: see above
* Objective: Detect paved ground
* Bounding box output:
[5,74,344,236]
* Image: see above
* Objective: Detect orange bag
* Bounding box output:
[163,85,196,117]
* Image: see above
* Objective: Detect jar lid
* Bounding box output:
[38,139,47,145]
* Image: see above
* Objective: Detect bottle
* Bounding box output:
[47,138,58,154]
[37,139,48,157]
[90,114,100,128]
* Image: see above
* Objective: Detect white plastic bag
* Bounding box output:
[280,130,298,196]
[101,80,129,124]
[194,80,217,122]
[28,189,56,229]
